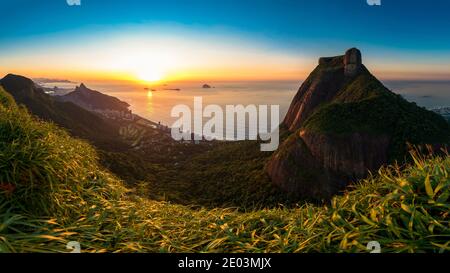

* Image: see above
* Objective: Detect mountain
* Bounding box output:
[1,83,449,253]
[33,78,74,84]
[0,74,127,150]
[267,48,450,200]
[56,83,130,112]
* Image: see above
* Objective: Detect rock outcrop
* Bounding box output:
[266,133,346,199]
[57,83,130,112]
[267,48,450,200]
[284,48,364,132]
[344,48,362,77]
[299,130,390,180]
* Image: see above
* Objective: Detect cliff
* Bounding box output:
[284,48,363,131]
[267,48,450,200]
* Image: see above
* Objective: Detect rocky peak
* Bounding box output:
[318,55,344,66]
[284,48,363,131]
[284,48,365,132]
[75,83,90,94]
[317,48,362,73]
[344,48,362,77]
[267,48,450,200]
[60,83,130,112]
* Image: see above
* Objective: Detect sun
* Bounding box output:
[137,69,164,83]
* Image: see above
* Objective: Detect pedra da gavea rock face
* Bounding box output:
[267,48,450,200]
[344,48,362,77]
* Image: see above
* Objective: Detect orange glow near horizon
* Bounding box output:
[0,65,310,83]
[1,27,450,83]
[2,64,450,84]
[2,40,450,83]
[0,32,313,83]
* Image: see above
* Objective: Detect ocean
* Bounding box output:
[41,80,450,134]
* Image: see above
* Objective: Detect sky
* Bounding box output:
[1,0,450,82]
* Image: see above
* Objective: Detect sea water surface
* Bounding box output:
[42,80,450,131]
[384,80,450,109]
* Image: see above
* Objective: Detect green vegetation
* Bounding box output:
[0,87,16,109]
[119,127,295,208]
[303,71,450,161]
[101,139,293,209]
[0,74,127,151]
[154,140,287,208]
[1,86,449,253]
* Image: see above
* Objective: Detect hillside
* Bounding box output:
[0,74,127,151]
[268,48,450,200]
[1,85,449,253]
[56,83,130,112]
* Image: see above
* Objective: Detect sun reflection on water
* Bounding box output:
[146,91,154,114]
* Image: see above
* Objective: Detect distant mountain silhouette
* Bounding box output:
[33,78,74,84]
[267,48,450,200]
[0,74,127,150]
[57,83,130,112]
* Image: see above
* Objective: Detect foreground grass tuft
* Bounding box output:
[0,86,449,253]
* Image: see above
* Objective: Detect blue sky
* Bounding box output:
[1,0,450,81]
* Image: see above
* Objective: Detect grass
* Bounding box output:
[1,86,449,253]
[0,74,128,151]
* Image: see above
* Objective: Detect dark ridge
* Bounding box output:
[0,74,128,151]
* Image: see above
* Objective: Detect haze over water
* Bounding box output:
[42,80,450,129]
